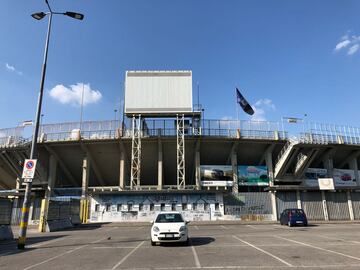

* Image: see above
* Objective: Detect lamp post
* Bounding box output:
[17,0,84,250]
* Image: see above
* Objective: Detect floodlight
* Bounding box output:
[65,11,84,20]
[31,12,46,20]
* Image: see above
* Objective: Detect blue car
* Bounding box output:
[280,208,308,227]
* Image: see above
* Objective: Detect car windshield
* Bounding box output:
[155,213,184,223]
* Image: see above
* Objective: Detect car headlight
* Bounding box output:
[179,226,186,232]
[153,226,160,232]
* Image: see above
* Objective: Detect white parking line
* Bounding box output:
[317,234,360,244]
[233,235,293,267]
[135,227,143,230]
[149,263,360,269]
[28,236,66,248]
[220,225,228,230]
[191,244,201,268]
[246,225,259,229]
[275,235,360,261]
[23,235,110,270]
[111,241,144,270]
[92,246,135,249]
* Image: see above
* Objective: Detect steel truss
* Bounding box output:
[176,114,185,189]
[130,115,141,189]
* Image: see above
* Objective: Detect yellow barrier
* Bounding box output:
[38,199,49,232]
[80,198,89,224]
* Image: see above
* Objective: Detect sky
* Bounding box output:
[1,0,360,130]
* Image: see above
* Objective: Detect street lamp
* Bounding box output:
[17,0,84,250]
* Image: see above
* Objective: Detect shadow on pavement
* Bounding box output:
[61,222,111,231]
[0,235,67,256]
[190,237,215,246]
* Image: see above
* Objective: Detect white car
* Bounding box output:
[150,212,189,246]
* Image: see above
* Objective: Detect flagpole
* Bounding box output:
[236,87,239,129]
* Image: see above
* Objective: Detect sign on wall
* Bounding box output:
[238,166,269,186]
[302,168,327,187]
[333,169,357,187]
[302,168,358,188]
[200,165,233,186]
[318,178,335,190]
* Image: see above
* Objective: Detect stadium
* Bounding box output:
[1,70,360,232]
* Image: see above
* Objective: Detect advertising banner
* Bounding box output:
[200,165,233,186]
[302,168,327,187]
[238,166,269,186]
[333,169,357,187]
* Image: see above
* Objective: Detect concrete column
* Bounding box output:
[347,191,355,221]
[39,155,57,232]
[82,156,90,198]
[195,150,201,190]
[119,151,125,190]
[296,190,302,209]
[45,155,57,199]
[323,158,334,178]
[15,177,21,192]
[321,190,329,221]
[231,151,238,194]
[157,140,163,190]
[265,151,274,187]
[349,158,359,186]
[270,191,278,221]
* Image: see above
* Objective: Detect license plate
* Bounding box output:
[296,221,303,224]
[165,234,174,238]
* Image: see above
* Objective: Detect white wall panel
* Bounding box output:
[125,71,192,114]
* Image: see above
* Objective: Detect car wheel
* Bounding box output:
[304,223,308,227]
[288,221,292,227]
[151,240,156,246]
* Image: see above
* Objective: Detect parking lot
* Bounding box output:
[2,223,360,269]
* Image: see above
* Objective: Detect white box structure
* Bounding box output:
[125,70,193,115]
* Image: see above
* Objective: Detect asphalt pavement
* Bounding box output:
[2,222,360,269]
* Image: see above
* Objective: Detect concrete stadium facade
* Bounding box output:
[2,118,360,225]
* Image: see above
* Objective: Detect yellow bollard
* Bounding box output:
[38,199,49,232]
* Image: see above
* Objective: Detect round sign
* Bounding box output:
[26,161,34,169]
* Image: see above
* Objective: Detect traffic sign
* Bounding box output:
[22,159,37,180]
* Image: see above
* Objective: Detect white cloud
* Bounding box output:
[348,44,359,55]
[49,83,102,106]
[251,99,276,121]
[334,40,351,51]
[334,32,360,55]
[5,63,22,75]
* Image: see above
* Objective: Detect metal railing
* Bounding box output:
[4,119,360,147]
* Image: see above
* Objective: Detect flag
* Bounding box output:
[236,88,254,115]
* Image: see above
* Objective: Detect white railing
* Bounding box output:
[4,119,360,147]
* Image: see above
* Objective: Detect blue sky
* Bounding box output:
[1,0,360,129]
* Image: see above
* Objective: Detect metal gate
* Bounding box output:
[326,192,350,220]
[0,198,12,225]
[351,192,360,220]
[300,191,324,220]
[224,192,273,221]
[47,198,80,221]
[10,197,42,225]
[276,192,297,219]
